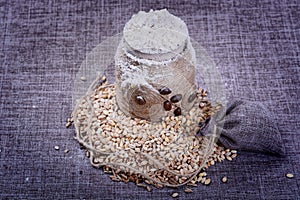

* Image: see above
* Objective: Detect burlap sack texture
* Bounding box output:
[198,100,285,156]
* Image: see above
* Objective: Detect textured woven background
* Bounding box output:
[0,0,299,199]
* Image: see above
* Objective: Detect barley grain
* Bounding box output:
[286,173,294,178]
[226,156,232,161]
[231,153,237,159]
[221,176,227,183]
[204,178,211,185]
[172,192,179,198]
[184,187,193,193]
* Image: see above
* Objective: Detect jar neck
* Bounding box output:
[123,39,188,64]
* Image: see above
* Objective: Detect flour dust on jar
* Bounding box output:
[115,9,197,121]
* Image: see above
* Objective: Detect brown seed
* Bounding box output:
[159,87,172,95]
[170,94,182,103]
[174,107,182,116]
[163,100,172,111]
[135,95,146,105]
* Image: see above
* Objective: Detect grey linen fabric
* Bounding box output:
[199,100,285,156]
[0,0,299,199]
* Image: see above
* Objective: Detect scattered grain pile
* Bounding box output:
[71,76,237,190]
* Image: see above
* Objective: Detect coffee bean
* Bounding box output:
[163,100,172,111]
[158,87,172,95]
[135,95,146,105]
[174,107,182,116]
[170,94,182,103]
